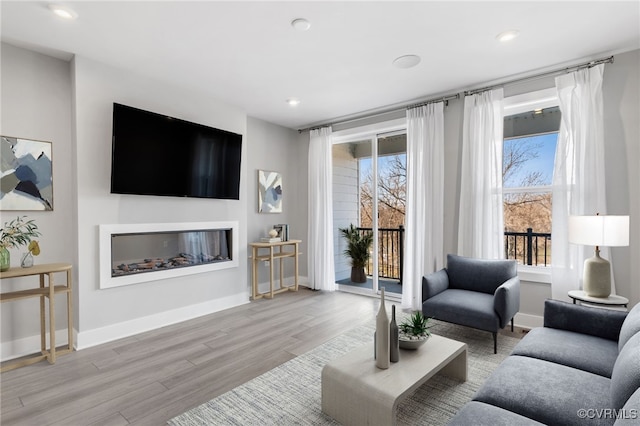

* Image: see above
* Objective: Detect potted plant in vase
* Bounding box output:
[339,224,373,283]
[399,311,432,349]
[0,216,41,271]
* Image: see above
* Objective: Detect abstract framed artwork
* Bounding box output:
[258,170,282,213]
[1,136,53,211]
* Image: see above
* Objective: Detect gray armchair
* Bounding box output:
[422,254,520,353]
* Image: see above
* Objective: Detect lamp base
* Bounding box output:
[583,251,611,298]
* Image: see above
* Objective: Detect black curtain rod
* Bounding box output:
[299,55,614,133]
[298,94,458,134]
[464,55,614,96]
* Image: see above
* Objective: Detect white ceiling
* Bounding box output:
[2,1,639,130]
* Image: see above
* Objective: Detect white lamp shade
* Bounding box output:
[568,215,629,247]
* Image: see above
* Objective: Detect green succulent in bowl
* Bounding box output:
[399,311,432,339]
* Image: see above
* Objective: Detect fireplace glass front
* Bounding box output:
[111,229,232,278]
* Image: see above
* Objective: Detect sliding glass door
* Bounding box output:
[332,123,406,299]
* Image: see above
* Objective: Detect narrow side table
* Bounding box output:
[0,263,74,372]
[249,240,301,299]
[568,290,629,308]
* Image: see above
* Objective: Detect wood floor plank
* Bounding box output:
[87,412,130,426]
[50,382,168,426]
[0,290,405,425]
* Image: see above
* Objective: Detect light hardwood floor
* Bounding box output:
[1,289,526,425]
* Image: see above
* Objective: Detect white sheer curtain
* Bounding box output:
[458,89,505,259]
[402,103,445,310]
[551,64,611,300]
[307,126,336,291]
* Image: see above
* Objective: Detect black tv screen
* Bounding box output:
[111,103,242,200]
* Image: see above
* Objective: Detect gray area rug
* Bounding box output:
[169,318,520,425]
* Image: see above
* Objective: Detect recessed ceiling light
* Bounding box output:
[48,4,78,20]
[286,98,301,107]
[291,18,311,31]
[496,30,519,42]
[392,55,421,69]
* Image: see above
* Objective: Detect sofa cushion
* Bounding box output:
[448,401,545,426]
[544,299,627,342]
[610,332,640,409]
[511,327,619,377]
[613,387,640,425]
[446,254,517,294]
[618,302,640,352]
[423,289,499,332]
[473,355,613,425]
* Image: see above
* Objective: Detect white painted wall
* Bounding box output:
[71,55,249,348]
[0,44,76,358]
[1,41,637,358]
[0,43,261,359]
[245,117,307,285]
[443,49,640,317]
[308,49,640,322]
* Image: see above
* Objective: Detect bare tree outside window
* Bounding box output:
[503,134,556,266]
[359,153,407,280]
[360,155,406,228]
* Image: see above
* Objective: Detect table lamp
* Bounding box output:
[568,214,629,298]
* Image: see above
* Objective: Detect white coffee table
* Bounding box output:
[321,334,467,426]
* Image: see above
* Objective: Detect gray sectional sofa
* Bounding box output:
[449,299,640,425]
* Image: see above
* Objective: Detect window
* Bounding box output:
[503,89,560,268]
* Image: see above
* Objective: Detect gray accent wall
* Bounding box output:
[1,41,637,358]
[246,117,307,283]
[1,43,304,359]
[1,43,75,351]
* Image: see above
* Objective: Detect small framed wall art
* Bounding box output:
[1,136,53,211]
[258,169,282,213]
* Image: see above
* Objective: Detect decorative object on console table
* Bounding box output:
[260,237,282,243]
[390,304,399,362]
[20,240,40,268]
[568,214,629,297]
[258,170,283,213]
[1,136,54,211]
[375,287,390,369]
[0,247,9,272]
[261,229,281,243]
[0,215,41,271]
[398,311,432,350]
[275,224,289,241]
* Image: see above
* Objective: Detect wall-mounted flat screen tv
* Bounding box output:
[111,103,242,200]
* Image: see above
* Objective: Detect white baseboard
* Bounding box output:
[1,329,73,362]
[2,293,251,361]
[514,312,543,329]
[76,292,249,350]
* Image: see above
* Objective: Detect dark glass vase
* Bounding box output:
[390,304,399,363]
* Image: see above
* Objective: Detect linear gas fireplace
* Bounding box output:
[99,221,239,289]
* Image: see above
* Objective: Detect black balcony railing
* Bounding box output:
[357,226,404,284]
[351,226,550,284]
[504,228,552,266]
